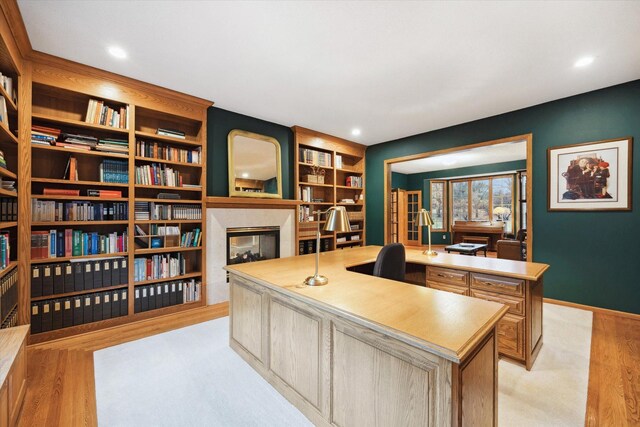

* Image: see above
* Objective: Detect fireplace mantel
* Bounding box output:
[206,197,302,210]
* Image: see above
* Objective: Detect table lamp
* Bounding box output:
[304,206,351,286]
[417,208,438,256]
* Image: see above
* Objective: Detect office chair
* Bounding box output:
[373,243,406,282]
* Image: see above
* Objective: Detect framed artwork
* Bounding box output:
[548,137,633,211]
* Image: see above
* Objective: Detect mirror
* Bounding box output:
[228,129,282,198]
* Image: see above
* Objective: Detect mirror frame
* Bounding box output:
[228,129,283,199]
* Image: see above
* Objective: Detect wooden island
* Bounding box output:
[225,246,549,426]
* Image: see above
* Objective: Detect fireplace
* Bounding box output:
[226,226,280,266]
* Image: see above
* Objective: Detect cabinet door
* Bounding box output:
[0,383,8,427]
[8,344,26,425]
[497,313,525,360]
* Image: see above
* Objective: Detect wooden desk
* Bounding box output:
[226,246,542,426]
[0,326,28,427]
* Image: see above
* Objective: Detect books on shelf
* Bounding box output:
[0,73,16,104]
[0,150,6,170]
[60,133,98,149]
[0,98,7,127]
[132,279,200,314]
[96,138,129,154]
[0,179,15,193]
[42,188,80,196]
[0,198,17,221]
[31,229,128,259]
[63,157,79,181]
[335,155,343,169]
[135,163,187,187]
[134,253,186,282]
[86,189,123,198]
[299,148,332,167]
[85,99,128,129]
[136,140,201,164]
[300,185,313,202]
[345,175,363,188]
[31,199,128,222]
[0,232,10,269]
[134,202,202,220]
[180,228,201,248]
[31,125,61,146]
[99,159,129,183]
[156,128,185,139]
[0,267,17,328]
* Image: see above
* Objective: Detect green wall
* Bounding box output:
[207,107,294,198]
[391,172,408,189]
[366,80,640,314]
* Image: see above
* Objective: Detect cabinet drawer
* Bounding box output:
[471,273,524,296]
[427,280,469,296]
[470,289,524,316]
[427,267,468,287]
[497,313,525,360]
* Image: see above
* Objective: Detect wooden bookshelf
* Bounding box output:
[293,126,366,256]
[15,52,211,342]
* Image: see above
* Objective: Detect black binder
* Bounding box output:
[53,264,64,295]
[31,265,42,298]
[141,286,149,312]
[148,285,156,311]
[93,294,102,321]
[31,303,42,334]
[169,282,177,306]
[102,292,112,320]
[177,282,184,304]
[134,288,141,313]
[41,301,53,332]
[64,263,75,293]
[155,284,163,309]
[52,301,63,330]
[120,289,128,316]
[84,262,94,291]
[42,265,54,296]
[83,296,93,323]
[119,258,128,285]
[102,260,112,289]
[73,297,83,326]
[162,283,170,307]
[111,259,120,286]
[63,299,73,328]
[73,262,84,292]
[93,260,103,289]
[111,290,121,318]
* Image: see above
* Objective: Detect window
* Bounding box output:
[471,179,490,220]
[452,181,469,221]
[429,181,446,231]
[492,177,513,232]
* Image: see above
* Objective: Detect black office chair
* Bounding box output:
[373,243,406,282]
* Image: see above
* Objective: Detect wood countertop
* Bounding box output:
[0,325,28,385]
[224,246,552,362]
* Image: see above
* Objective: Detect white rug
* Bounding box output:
[94,303,592,426]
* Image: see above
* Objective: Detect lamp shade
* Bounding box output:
[323,206,351,233]
[416,209,434,227]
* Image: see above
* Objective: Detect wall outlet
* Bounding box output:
[442,235,447,240]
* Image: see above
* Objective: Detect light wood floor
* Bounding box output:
[14,301,639,426]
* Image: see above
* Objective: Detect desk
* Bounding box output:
[225,246,549,426]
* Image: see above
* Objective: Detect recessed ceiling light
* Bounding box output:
[107,46,127,59]
[574,56,594,68]
[241,172,249,178]
[351,128,361,136]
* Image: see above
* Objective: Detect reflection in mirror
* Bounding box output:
[228,130,282,198]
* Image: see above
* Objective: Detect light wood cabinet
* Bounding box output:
[0,326,28,427]
[0,383,8,427]
[497,313,525,360]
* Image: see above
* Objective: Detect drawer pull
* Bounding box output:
[480,280,517,288]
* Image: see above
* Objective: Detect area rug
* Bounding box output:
[94,303,592,426]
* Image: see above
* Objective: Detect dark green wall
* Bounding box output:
[366,80,640,314]
[391,172,408,189]
[207,107,294,198]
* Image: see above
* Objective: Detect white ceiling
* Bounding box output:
[391,140,526,174]
[17,1,640,145]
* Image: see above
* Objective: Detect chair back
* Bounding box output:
[373,243,406,282]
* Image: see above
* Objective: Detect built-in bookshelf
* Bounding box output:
[293,126,366,255]
[21,63,210,342]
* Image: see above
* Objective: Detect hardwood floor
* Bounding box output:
[13,300,639,426]
[17,303,228,427]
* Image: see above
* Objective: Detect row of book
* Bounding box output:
[135,163,193,187]
[100,159,129,183]
[298,238,332,255]
[345,175,363,188]
[336,234,361,243]
[97,138,128,154]
[134,279,201,313]
[299,148,332,167]
[31,258,128,297]
[0,197,17,221]
[0,308,16,329]
[180,228,202,247]
[31,200,128,222]
[136,140,201,164]
[0,149,7,170]
[0,232,10,270]
[134,202,202,221]
[0,72,16,104]
[335,154,344,169]
[299,186,318,203]
[31,125,60,145]
[0,267,17,327]
[85,99,129,129]
[31,124,129,155]
[0,98,9,128]
[31,229,128,259]
[41,188,123,198]
[31,288,129,334]
[135,225,201,246]
[133,253,187,282]
[298,205,315,222]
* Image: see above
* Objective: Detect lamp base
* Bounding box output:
[423,250,438,256]
[304,275,329,286]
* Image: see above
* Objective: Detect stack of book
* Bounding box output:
[299,148,332,167]
[96,138,129,154]
[133,253,186,282]
[85,99,128,129]
[0,267,17,329]
[135,163,183,187]
[99,159,128,183]
[156,128,185,139]
[0,180,15,193]
[31,199,128,222]
[136,140,201,163]
[59,133,98,150]
[180,228,201,247]
[345,175,363,188]
[31,125,61,145]
[0,232,10,269]
[134,201,151,220]
[31,229,128,259]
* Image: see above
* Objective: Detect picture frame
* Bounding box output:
[547,137,633,211]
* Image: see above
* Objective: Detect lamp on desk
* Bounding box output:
[417,208,438,257]
[304,206,351,286]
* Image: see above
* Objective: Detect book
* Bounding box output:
[156,128,186,139]
[43,188,80,196]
